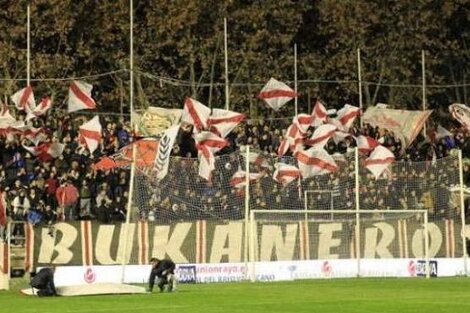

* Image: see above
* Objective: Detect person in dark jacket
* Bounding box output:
[31,267,57,297]
[148,257,176,293]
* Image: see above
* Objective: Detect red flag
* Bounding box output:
[23,142,64,162]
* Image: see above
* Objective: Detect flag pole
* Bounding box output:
[27,4,31,86]
[294,43,298,116]
[121,0,135,284]
[422,50,426,134]
[129,0,134,124]
[357,48,363,127]
[224,18,229,110]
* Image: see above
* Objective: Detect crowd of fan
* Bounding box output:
[0,109,132,240]
[2,109,470,232]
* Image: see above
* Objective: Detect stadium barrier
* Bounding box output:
[4,148,469,286]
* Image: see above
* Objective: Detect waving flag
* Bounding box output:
[0,104,14,121]
[336,104,360,130]
[197,145,215,181]
[311,100,328,126]
[26,97,52,120]
[194,131,228,154]
[278,124,304,156]
[293,114,313,135]
[248,152,270,169]
[11,86,36,111]
[23,142,64,162]
[68,80,97,113]
[296,148,338,178]
[230,170,265,189]
[208,109,245,138]
[153,125,180,180]
[305,124,337,149]
[449,103,470,130]
[273,163,301,186]
[258,78,297,111]
[356,135,380,154]
[79,116,102,154]
[181,97,211,132]
[364,145,395,179]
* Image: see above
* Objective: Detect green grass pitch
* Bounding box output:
[2,278,470,313]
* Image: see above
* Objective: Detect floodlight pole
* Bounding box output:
[422,50,426,134]
[224,18,229,110]
[121,0,135,284]
[27,4,31,86]
[294,43,298,116]
[357,49,363,127]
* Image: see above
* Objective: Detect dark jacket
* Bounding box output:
[31,268,57,295]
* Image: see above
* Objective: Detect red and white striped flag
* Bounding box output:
[248,152,270,169]
[336,104,360,130]
[0,190,6,227]
[0,104,14,121]
[449,103,470,130]
[79,116,102,154]
[305,124,337,149]
[230,170,265,189]
[293,114,313,135]
[181,97,211,132]
[273,163,301,186]
[311,100,328,127]
[26,97,52,120]
[11,86,36,111]
[364,145,395,179]
[296,148,338,178]
[20,126,47,145]
[356,135,380,154]
[68,80,97,113]
[278,124,304,156]
[208,108,245,138]
[333,130,351,144]
[194,131,228,154]
[23,142,65,162]
[198,146,215,181]
[258,78,297,111]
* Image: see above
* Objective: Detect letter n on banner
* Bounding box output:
[80,221,93,266]
[196,221,206,263]
[24,223,34,272]
[138,221,149,265]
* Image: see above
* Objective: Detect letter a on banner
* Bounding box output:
[154,125,180,180]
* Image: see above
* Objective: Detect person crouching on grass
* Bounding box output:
[31,266,58,297]
[148,257,176,293]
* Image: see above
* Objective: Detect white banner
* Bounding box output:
[51,258,466,286]
[153,125,180,180]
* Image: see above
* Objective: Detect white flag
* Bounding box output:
[208,109,245,138]
[79,116,102,154]
[364,145,395,179]
[11,86,36,111]
[68,80,97,113]
[154,125,180,180]
[258,78,297,111]
[181,97,211,131]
